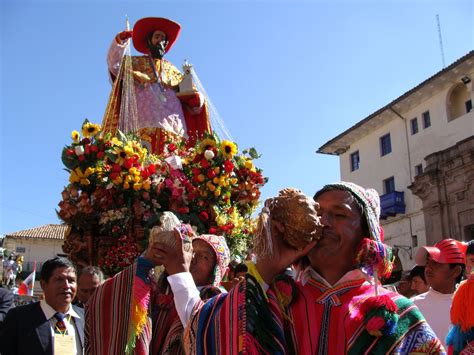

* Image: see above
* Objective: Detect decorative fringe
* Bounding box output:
[450,277,474,332]
[356,238,394,280]
[253,206,273,257]
[446,325,474,354]
[125,276,151,354]
[358,294,399,337]
[447,274,474,353]
[244,275,284,353]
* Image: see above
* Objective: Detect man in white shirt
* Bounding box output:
[412,238,467,347]
[0,257,84,355]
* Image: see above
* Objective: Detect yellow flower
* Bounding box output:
[244,160,254,170]
[213,177,220,184]
[214,188,221,197]
[221,140,237,159]
[197,174,205,183]
[113,176,123,185]
[214,167,220,174]
[110,137,123,147]
[123,181,130,189]
[111,146,131,165]
[199,138,217,153]
[69,167,94,186]
[230,178,238,185]
[71,130,80,143]
[133,183,142,191]
[82,123,101,138]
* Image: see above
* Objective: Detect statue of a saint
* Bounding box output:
[103,17,212,153]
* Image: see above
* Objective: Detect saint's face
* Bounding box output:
[151,30,167,46]
[308,190,364,274]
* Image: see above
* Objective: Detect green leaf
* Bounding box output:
[249,147,261,159]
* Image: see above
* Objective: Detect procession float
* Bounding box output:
[57,17,266,275]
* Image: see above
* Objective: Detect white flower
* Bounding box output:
[75,146,85,156]
[204,150,215,160]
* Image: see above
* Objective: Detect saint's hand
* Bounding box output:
[153,229,193,275]
[116,30,133,43]
[256,220,317,284]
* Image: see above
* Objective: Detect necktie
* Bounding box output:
[54,312,68,335]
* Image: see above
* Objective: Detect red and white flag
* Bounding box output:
[18,261,36,296]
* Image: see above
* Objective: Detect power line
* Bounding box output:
[436,14,446,68]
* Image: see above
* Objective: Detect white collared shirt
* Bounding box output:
[40,299,83,354]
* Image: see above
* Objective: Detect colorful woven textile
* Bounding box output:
[184,270,445,354]
[85,256,223,354]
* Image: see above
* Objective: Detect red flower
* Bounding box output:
[224,160,234,173]
[90,145,98,152]
[177,207,189,214]
[192,168,201,176]
[148,164,156,174]
[123,158,133,170]
[207,169,216,179]
[200,159,210,169]
[199,211,209,221]
[78,155,85,162]
[97,151,104,159]
[81,138,91,144]
[66,149,74,156]
[112,164,121,172]
[168,143,176,152]
[209,227,217,234]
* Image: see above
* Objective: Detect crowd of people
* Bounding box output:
[0,181,472,354]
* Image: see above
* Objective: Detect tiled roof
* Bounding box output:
[4,224,67,240]
[318,50,474,155]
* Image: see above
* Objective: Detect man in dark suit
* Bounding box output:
[0,287,13,328]
[0,257,84,354]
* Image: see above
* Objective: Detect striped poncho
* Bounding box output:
[184,267,445,354]
[85,257,221,354]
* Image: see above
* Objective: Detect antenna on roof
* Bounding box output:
[436,14,446,68]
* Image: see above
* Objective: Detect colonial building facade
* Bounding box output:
[318,51,474,269]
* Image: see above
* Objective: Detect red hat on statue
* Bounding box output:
[132,17,181,54]
[415,238,467,265]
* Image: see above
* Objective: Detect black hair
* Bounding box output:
[234,263,248,274]
[467,240,474,255]
[449,263,465,284]
[313,185,369,236]
[40,257,76,283]
[409,265,426,283]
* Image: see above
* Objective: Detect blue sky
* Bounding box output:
[1,0,472,234]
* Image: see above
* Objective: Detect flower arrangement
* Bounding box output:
[58,120,267,274]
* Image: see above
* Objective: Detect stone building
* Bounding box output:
[318,51,474,269]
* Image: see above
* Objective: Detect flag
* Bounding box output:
[18,261,36,296]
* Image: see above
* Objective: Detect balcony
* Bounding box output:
[380,191,405,219]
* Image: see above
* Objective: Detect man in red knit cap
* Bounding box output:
[412,238,467,347]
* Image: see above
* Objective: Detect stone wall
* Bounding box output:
[409,136,474,245]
